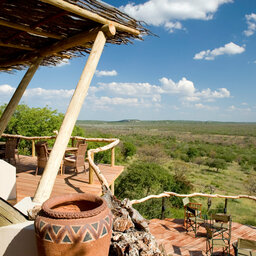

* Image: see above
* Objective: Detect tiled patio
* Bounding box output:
[149,218,256,256]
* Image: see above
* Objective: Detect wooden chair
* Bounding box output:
[64,143,87,174]
[4,138,20,164]
[206,214,232,255]
[233,238,256,256]
[183,197,204,237]
[206,225,230,256]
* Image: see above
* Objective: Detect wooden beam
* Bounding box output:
[0,58,43,137]
[0,19,63,40]
[40,0,140,36]
[0,42,35,51]
[40,24,116,57]
[0,24,115,69]
[33,26,113,204]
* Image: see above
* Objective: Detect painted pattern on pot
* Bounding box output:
[35,213,112,244]
[34,193,113,256]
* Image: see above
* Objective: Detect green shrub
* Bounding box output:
[122,142,136,159]
[115,161,192,219]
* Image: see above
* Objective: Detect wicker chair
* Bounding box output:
[4,138,20,164]
[64,143,87,174]
[183,197,204,237]
[35,141,64,175]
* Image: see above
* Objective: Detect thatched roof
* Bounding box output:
[0,0,149,71]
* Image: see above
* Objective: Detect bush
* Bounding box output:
[115,161,192,219]
[122,141,136,159]
[206,158,227,171]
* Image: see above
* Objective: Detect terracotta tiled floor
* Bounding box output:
[149,218,256,256]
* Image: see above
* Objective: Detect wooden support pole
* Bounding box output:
[32,140,36,157]
[89,152,94,184]
[0,58,42,137]
[111,147,115,167]
[33,26,115,204]
[41,0,140,36]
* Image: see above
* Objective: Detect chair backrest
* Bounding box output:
[238,238,256,250]
[5,138,18,159]
[212,213,231,223]
[35,141,49,159]
[76,139,86,148]
[75,143,87,168]
[183,197,190,207]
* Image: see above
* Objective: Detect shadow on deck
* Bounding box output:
[149,218,256,256]
[14,155,124,202]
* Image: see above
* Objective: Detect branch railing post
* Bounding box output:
[111,147,115,167]
[89,152,94,184]
[161,197,165,220]
[32,140,35,157]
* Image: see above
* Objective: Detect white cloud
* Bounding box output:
[97,82,163,97]
[93,77,230,108]
[24,88,74,98]
[120,0,232,31]
[159,77,230,102]
[195,103,218,110]
[0,84,15,94]
[164,21,183,33]
[55,58,70,67]
[228,105,251,112]
[160,77,196,96]
[244,13,256,36]
[194,42,245,60]
[95,70,118,77]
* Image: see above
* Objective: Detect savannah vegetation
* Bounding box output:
[1,104,255,225]
[77,120,256,226]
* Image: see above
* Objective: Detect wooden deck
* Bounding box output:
[14,155,124,202]
[149,218,256,256]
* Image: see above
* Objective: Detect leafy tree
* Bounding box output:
[0,104,84,154]
[122,141,136,159]
[206,158,227,172]
[115,161,192,219]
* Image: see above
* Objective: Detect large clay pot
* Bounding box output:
[34,193,112,256]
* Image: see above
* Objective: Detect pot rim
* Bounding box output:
[42,193,107,219]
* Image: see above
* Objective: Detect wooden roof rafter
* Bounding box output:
[0,18,64,41]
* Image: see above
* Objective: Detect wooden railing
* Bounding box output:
[1,133,119,190]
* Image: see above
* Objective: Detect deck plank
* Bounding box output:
[14,155,124,202]
[149,218,256,256]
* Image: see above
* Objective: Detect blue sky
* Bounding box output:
[0,0,256,122]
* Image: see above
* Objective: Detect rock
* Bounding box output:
[102,191,163,256]
[113,216,134,232]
